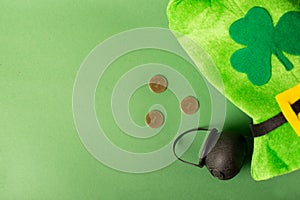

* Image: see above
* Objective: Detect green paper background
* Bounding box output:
[0,0,299,199]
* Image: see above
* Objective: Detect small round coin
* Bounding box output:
[145,110,164,128]
[148,75,168,94]
[181,96,199,115]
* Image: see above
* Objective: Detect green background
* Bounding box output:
[0,0,299,199]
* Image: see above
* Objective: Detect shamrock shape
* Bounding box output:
[229,7,300,86]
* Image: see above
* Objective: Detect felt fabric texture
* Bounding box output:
[167,0,300,181]
[230,7,300,86]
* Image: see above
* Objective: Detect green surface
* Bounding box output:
[167,0,300,181]
[95,48,212,153]
[0,0,299,199]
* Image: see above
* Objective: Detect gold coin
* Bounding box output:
[145,110,164,128]
[181,96,199,115]
[149,75,168,94]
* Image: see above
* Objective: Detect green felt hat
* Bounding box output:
[167,0,300,180]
